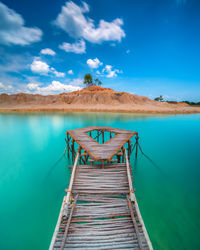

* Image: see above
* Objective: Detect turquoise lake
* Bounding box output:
[0,112,200,250]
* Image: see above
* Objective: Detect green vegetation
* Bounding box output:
[154,95,200,106]
[83,73,93,86]
[83,73,102,86]
[183,101,200,106]
[154,95,164,102]
[95,78,102,86]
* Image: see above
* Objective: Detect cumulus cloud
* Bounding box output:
[26,83,38,90]
[30,59,65,77]
[31,59,50,75]
[54,1,125,44]
[0,82,13,93]
[27,80,81,95]
[59,39,86,54]
[40,48,56,56]
[0,2,42,46]
[68,69,74,75]
[87,58,103,69]
[51,67,65,77]
[54,71,65,77]
[102,65,121,78]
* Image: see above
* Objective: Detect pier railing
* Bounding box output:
[49,152,79,250]
[125,148,153,250]
[49,126,153,249]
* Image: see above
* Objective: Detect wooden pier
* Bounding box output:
[50,127,153,249]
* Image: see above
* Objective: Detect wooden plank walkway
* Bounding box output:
[50,150,153,249]
[67,126,137,161]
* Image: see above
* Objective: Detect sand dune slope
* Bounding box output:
[0,85,199,114]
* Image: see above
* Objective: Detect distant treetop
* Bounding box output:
[154,95,164,102]
[83,73,102,86]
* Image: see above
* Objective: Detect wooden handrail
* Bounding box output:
[49,152,79,250]
[124,148,134,201]
[124,148,153,250]
[127,195,143,250]
[64,152,79,209]
[61,195,79,250]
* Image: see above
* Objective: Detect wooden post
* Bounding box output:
[122,147,125,163]
[128,140,131,160]
[79,147,82,165]
[117,154,120,163]
[67,133,70,157]
[72,139,74,161]
[84,151,87,164]
[135,133,139,158]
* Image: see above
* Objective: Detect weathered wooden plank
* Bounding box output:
[67,126,136,161]
[50,131,152,250]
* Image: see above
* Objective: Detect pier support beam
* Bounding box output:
[135,133,139,158]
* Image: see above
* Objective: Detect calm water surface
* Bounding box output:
[0,112,200,250]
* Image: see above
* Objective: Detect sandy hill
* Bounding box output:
[0,85,153,105]
[0,85,199,114]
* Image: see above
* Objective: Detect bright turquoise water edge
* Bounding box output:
[0,112,200,250]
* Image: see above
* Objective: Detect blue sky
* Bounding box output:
[0,0,199,101]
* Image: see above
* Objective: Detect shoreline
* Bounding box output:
[0,105,200,114]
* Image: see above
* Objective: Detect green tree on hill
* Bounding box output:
[83,74,102,86]
[154,95,164,102]
[95,78,102,86]
[83,74,93,86]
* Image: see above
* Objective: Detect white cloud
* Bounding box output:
[30,59,50,75]
[54,1,125,44]
[87,58,103,69]
[27,80,81,95]
[40,48,56,56]
[0,2,42,46]
[0,82,13,93]
[27,83,38,90]
[103,65,121,78]
[51,67,65,77]
[59,39,86,54]
[54,71,65,77]
[30,59,65,77]
[68,69,74,75]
